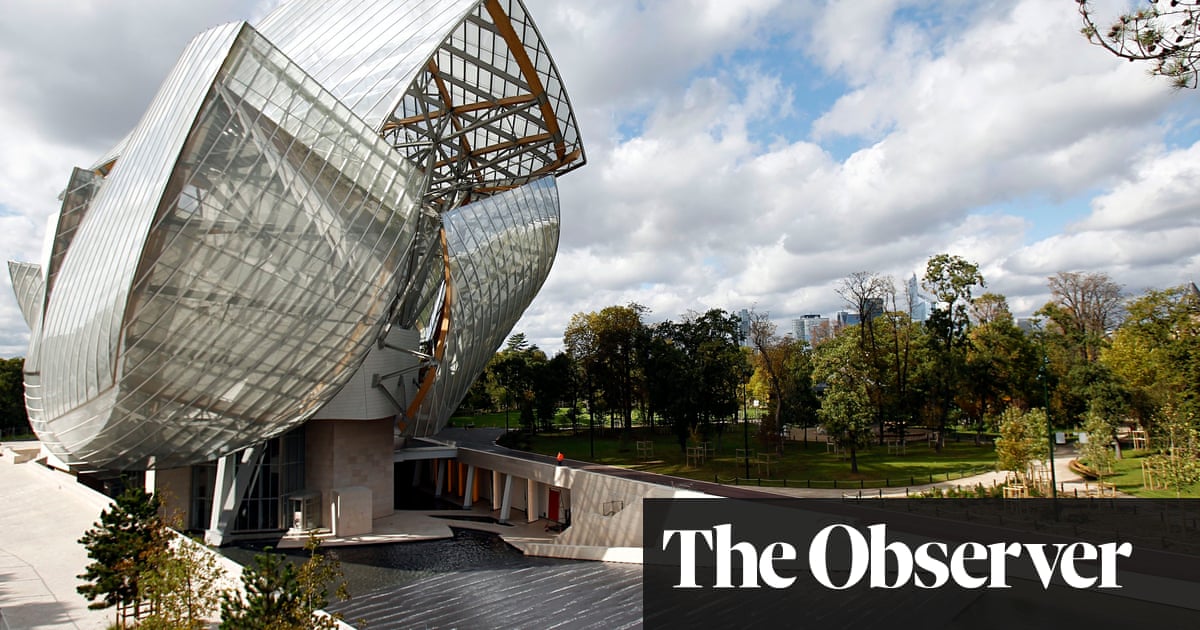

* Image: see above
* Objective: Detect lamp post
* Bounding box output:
[745,400,759,478]
[1043,355,1057,501]
[1034,318,1057,501]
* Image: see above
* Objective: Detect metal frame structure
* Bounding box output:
[9,0,584,472]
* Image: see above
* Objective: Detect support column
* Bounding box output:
[205,444,265,546]
[144,469,156,494]
[491,469,502,509]
[463,465,476,509]
[433,459,444,498]
[412,460,423,487]
[526,478,538,523]
[498,474,513,524]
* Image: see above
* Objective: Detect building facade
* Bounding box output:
[8,0,584,543]
[791,314,831,347]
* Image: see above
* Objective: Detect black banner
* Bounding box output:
[644,498,1200,629]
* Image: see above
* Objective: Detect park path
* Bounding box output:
[745,445,1119,499]
[448,428,1124,500]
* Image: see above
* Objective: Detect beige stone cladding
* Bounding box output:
[153,466,193,527]
[305,418,395,530]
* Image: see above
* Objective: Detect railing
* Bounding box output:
[713,465,996,489]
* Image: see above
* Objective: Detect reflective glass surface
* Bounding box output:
[11,0,585,470]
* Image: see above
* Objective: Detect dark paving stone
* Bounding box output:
[328,560,642,629]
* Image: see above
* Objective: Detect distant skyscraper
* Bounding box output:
[738,308,751,345]
[792,314,830,346]
[837,311,861,327]
[907,273,933,322]
[864,298,884,321]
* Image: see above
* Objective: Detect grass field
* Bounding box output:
[1081,449,1200,498]
[499,425,998,487]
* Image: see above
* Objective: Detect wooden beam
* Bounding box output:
[484,0,565,161]
[402,228,455,425]
[384,93,538,129]
[431,133,552,168]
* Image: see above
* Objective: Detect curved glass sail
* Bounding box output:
[10,0,584,471]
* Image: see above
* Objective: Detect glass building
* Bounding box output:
[8,0,584,541]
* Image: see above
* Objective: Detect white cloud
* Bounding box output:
[2,0,1200,360]
[1077,142,1200,232]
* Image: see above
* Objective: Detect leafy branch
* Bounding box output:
[1079,0,1200,88]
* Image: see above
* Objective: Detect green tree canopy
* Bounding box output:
[220,535,347,630]
[994,407,1050,479]
[1102,284,1200,421]
[813,330,874,473]
[0,357,28,437]
[921,254,985,449]
[77,486,164,618]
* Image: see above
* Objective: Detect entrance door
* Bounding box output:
[548,488,561,522]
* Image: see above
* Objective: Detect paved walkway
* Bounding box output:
[0,452,113,630]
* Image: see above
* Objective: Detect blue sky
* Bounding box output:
[1,0,1199,356]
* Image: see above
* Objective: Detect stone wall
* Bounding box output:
[306,418,394,528]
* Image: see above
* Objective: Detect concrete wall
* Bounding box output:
[456,447,711,550]
[554,469,707,548]
[153,466,192,528]
[306,418,394,526]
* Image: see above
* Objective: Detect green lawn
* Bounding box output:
[1081,449,1200,498]
[501,426,998,488]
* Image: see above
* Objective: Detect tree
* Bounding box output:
[220,549,306,629]
[77,486,165,623]
[505,332,530,353]
[748,311,812,451]
[493,349,532,432]
[835,271,890,359]
[836,272,892,445]
[994,407,1050,481]
[592,304,647,433]
[1043,271,1123,364]
[970,292,1011,326]
[139,534,224,630]
[679,309,745,429]
[923,254,985,325]
[1103,284,1200,421]
[1079,411,1117,479]
[871,282,930,447]
[1060,361,1130,435]
[641,310,747,451]
[922,254,985,450]
[1148,403,1200,497]
[1079,0,1200,89]
[220,534,347,630]
[533,353,573,430]
[962,314,1040,443]
[643,322,695,451]
[564,312,601,440]
[813,332,873,473]
[563,304,648,434]
[0,357,28,437]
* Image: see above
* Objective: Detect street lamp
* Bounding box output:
[745,399,759,478]
[1042,355,1057,501]
[1033,318,1057,501]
